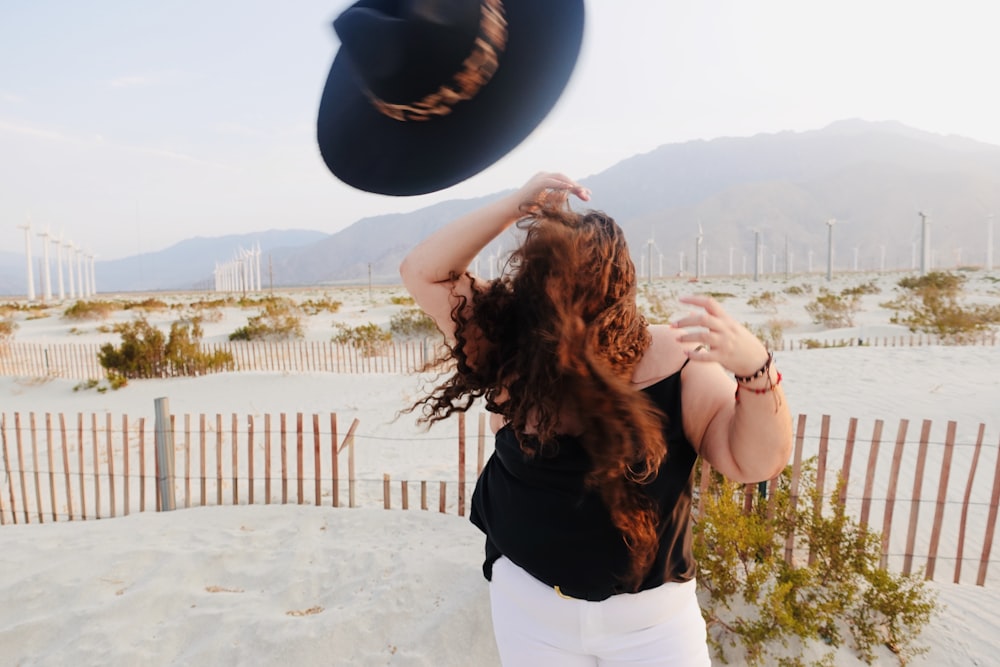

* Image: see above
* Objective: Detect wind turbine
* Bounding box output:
[694,223,704,281]
[38,227,53,301]
[825,219,837,281]
[53,232,66,300]
[986,214,994,272]
[752,229,762,281]
[87,251,97,296]
[75,246,85,297]
[918,211,931,275]
[17,218,35,301]
[64,240,77,298]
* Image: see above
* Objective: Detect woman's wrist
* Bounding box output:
[733,351,773,384]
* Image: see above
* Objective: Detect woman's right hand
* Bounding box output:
[515,172,591,209]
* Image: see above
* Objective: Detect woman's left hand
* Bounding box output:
[672,294,771,378]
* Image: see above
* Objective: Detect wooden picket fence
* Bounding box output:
[0,339,441,380]
[1,331,995,381]
[1,409,998,586]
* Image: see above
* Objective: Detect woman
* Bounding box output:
[400,172,793,666]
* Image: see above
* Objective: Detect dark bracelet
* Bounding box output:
[734,352,773,384]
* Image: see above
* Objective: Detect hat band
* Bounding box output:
[365,0,508,122]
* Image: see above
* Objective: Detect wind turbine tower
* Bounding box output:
[53,233,66,300]
[694,223,704,281]
[38,228,53,301]
[918,211,931,275]
[825,219,836,281]
[987,214,994,271]
[17,220,36,301]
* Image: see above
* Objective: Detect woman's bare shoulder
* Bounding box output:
[631,324,690,389]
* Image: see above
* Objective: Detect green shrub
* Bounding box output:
[390,295,416,306]
[695,462,937,665]
[73,378,100,392]
[229,297,304,341]
[805,289,860,328]
[333,322,391,356]
[389,308,440,338]
[99,316,232,383]
[882,271,1000,343]
[704,291,736,301]
[64,299,119,320]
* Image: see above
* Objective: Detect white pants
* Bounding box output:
[489,557,711,666]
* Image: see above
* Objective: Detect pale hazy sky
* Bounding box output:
[2,0,999,260]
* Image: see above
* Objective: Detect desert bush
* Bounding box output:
[841,279,880,297]
[299,296,343,315]
[695,462,937,665]
[123,297,168,311]
[747,319,790,351]
[747,290,783,313]
[882,271,1000,343]
[805,288,861,328]
[333,322,391,356]
[229,297,304,341]
[389,308,440,338]
[99,317,232,384]
[640,287,674,324]
[783,284,812,296]
[390,295,416,306]
[188,297,235,310]
[64,299,119,320]
[0,315,17,341]
[704,291,736,301]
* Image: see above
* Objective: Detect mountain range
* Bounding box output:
[2,119,998,296]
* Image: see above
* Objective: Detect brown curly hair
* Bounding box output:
[413,205,668,589]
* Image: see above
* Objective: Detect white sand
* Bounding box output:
[1,270,999,665]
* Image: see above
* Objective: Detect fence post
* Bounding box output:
[154,397,177,511]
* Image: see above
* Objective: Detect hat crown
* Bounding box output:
[334,0,483,105]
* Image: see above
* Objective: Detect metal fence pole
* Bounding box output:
[154,397,177,511]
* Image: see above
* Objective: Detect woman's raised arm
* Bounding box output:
[399,172,589,340]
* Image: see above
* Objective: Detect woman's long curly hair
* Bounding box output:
[413,204,668,589]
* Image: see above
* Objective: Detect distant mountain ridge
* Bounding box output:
[2,119,998,295]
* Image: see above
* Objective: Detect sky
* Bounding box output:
[2,0,999,260]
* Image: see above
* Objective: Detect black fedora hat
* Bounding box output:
[317,0,585,196]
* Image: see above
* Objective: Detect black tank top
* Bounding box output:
[469,365,698,601]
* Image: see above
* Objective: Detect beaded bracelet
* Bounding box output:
[734,352,773,384]
[734,371,782,400]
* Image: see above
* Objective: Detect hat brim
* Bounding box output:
[317,0,585,196]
